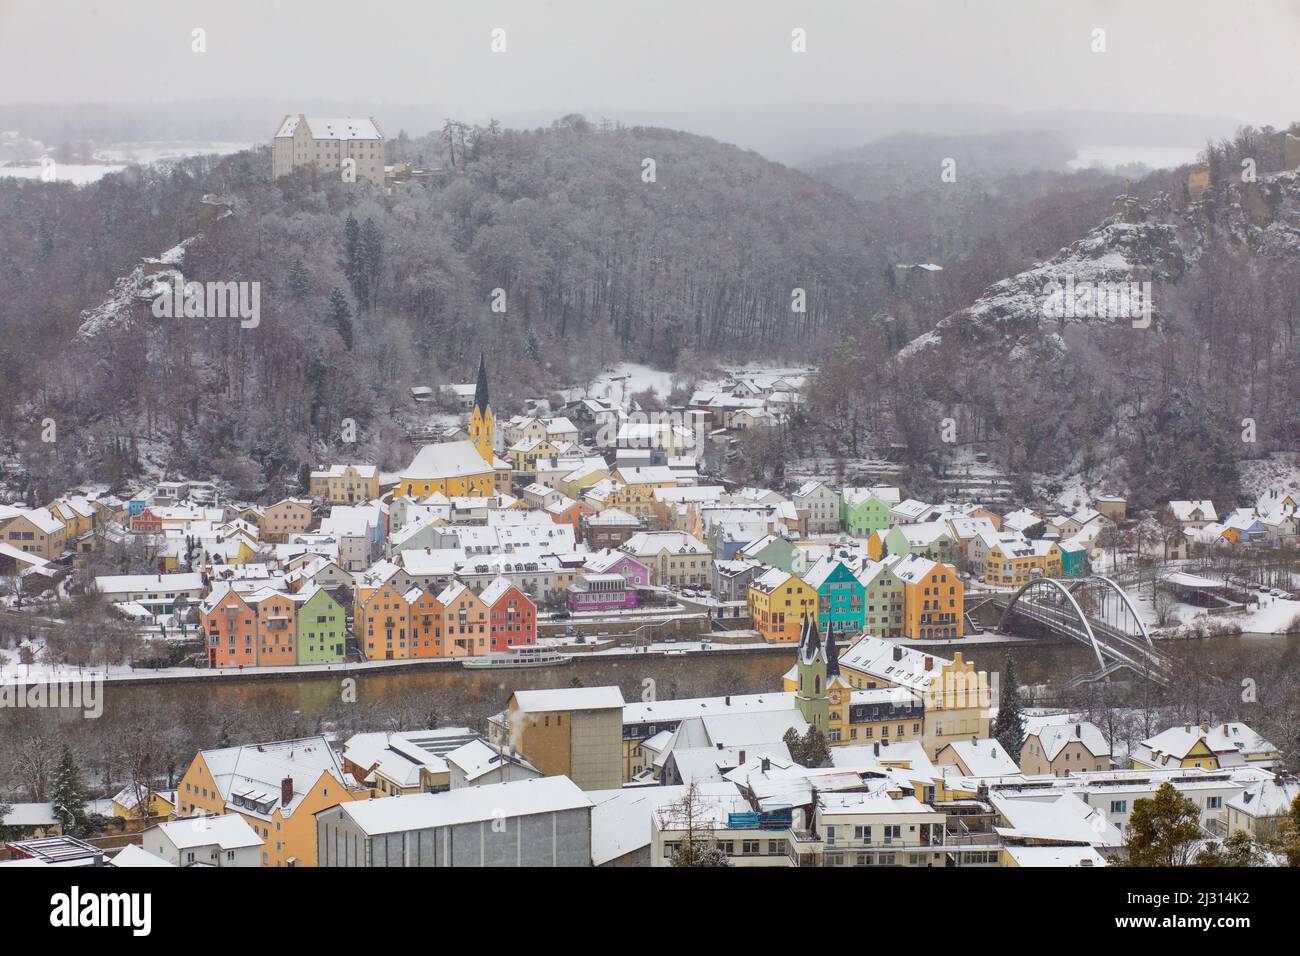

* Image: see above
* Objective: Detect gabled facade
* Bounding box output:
[295,586,346,664]
[202,588,258,668]
[357,581,412,660]
[803,558,865,636]
[748,567,819,644]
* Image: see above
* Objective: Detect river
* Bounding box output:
[90,631,1298,727]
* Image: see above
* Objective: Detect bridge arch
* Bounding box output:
[1087,574,1154,650]
[1000,577,1105,671]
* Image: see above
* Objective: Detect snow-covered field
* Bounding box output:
[93,141,253,164]
[1068,144,1201,171]
[0,163,126,184]
[0,140,252,187]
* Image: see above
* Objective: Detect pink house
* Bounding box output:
[568,573,637,612]
[582,550,650,587]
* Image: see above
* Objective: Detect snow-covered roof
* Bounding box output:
[1033,721,1112,760]
[275,115,383,141]
[333,776,591,835]
[512,686,625,713]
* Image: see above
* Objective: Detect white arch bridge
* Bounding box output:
[986,576,1170,686]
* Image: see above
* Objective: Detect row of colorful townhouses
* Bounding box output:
[354,575,536,660]
[200,583,348,668]
[748,552,966,644]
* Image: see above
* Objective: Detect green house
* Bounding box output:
[296,585,347,664]
[738,534,797,573]
[803,558,865,637]
[841,487,900,537]
[857,560,905,638]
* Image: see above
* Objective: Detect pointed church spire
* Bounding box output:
[798,612,823,665]
[825,628,840,679]
[473,350,490,415]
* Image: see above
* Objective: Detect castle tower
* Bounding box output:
[468,350,494,465]
[794,613,829,731]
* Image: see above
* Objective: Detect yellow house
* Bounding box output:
[0,507,67,561]
[309,464,380,504]
[111,785,176,820]
[508,437,563,472]
[176,736,362,868]
[49,497,97,540]
[893,554,964,640]
[261,498,313,542]
[748,567,818,643]
[556,462,610,499]
[1131,722,1278,771]
[828,636,990,758]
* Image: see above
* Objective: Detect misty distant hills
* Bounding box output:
[0,99,1241,167]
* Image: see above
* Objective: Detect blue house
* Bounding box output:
[1059,539,1089,578]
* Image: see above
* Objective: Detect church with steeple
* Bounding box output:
[793,613,844,732]
[468,350,494,465]
[395,351,511,498]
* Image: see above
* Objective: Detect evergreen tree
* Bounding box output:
[783,727,805,764]
[992,654,1026,759]
[342,213,362,301]
[49,744,88,837]
[36,215,54,260]
[1122,782,1203,866]
[288,258,310,301]
[1274,794,1300,867]
[328,287,354,350]
[800,726,832,768]
[359,218,384,311]
[1197,830,1261,867]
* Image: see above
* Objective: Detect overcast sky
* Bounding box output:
[2,0,1298,128]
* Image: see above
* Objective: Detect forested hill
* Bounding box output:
[0,117,889,497]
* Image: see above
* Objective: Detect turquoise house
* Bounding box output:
[1059,539,1089,578]
[803,558,865,637]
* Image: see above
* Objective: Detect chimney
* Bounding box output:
[893,646,903,661]
[281,776,294,807]
[1075,723,1082,738]
[761,757,771,772]
[739,749,746,765]
[725,695,731,706]
[1200,721,1210,734]
[924,656,934,671]
[873,743,879,757]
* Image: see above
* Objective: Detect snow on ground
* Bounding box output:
[0,163,126,184]
[93,141,253,164]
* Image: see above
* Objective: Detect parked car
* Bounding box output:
[551,610,571,620]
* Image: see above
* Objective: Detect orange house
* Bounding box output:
[176,736,362,867]
[406,587,446,657]
[357,582,412,660]
[547,497,595,536]
[202,588,258,668]
[894,554,965,640]
[249,588,298,665]
[437,581,490,657]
